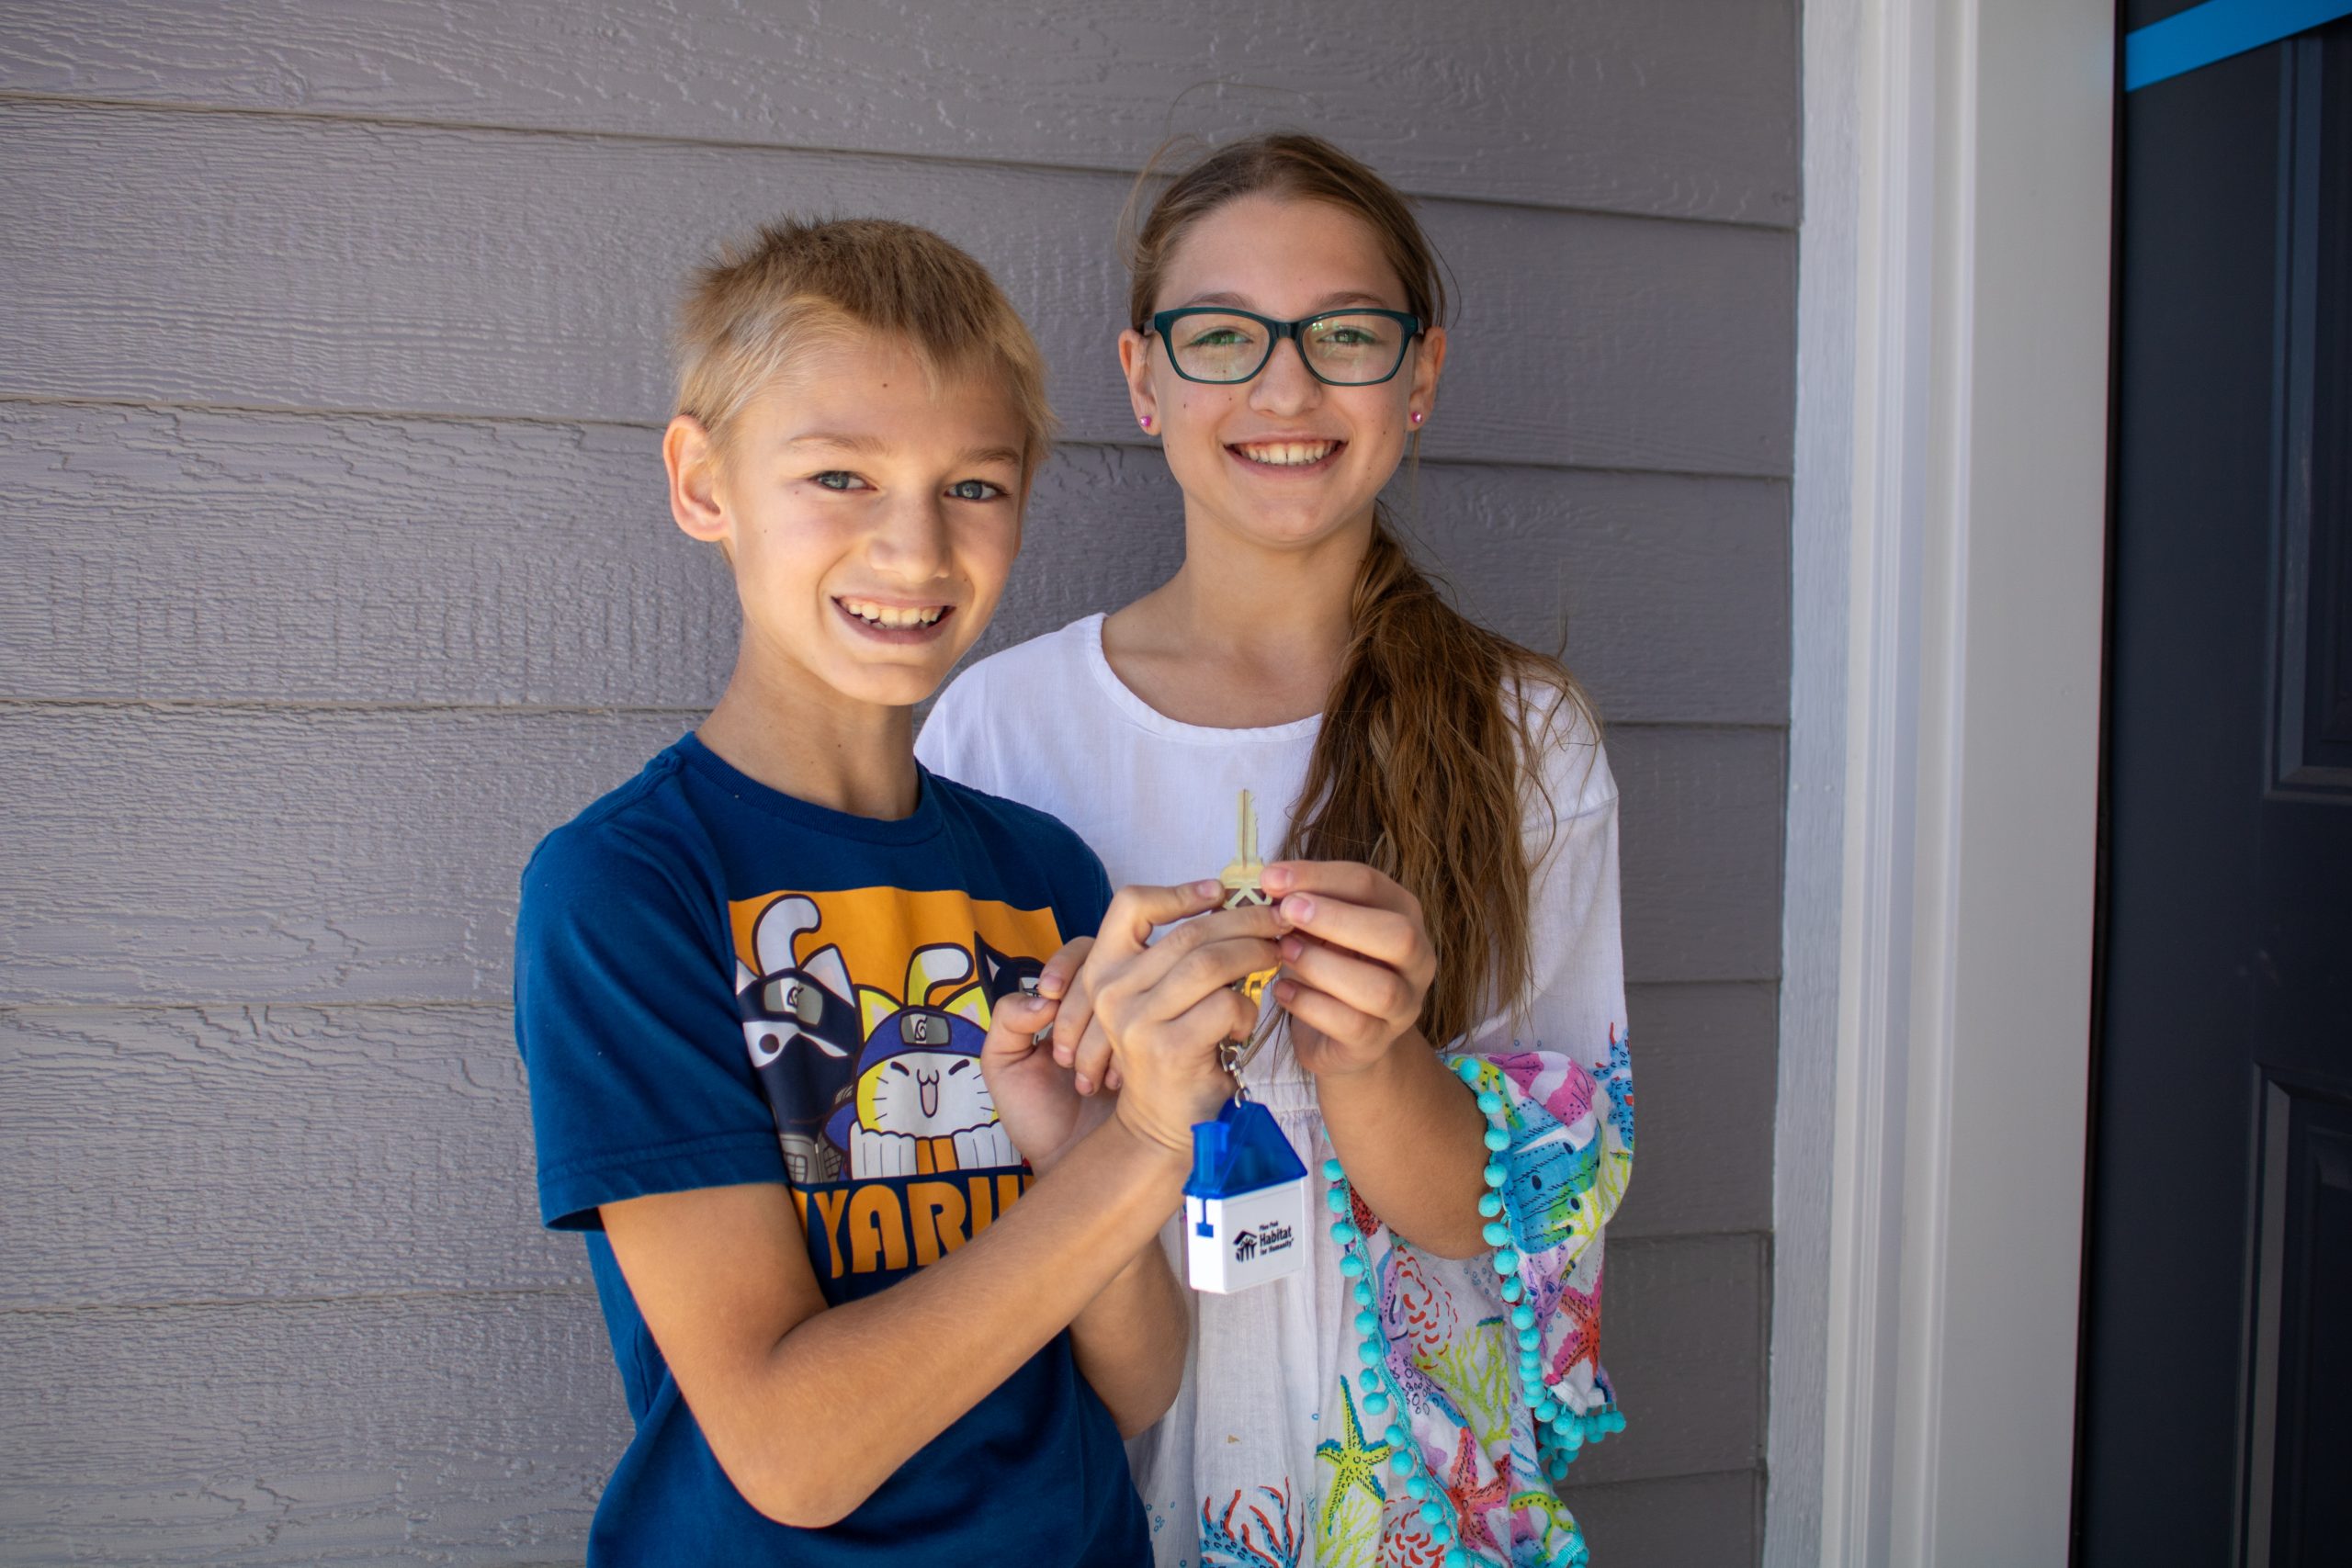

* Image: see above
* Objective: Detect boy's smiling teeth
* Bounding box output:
[838,597,946,628]
[1233,439,1340,467]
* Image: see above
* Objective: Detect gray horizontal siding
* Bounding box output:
[0,400,1789,723]
[1614,728,1787,984]
[1567,1470,1762,1567]
[0,1290,614,1564]
[1614,981,1780,1240]
[1,1004,575,1310]
[0,984,1772,1310]
[0,1237,1751,1563]
[1,5,1792,1556]
[0,0,1799,225]
[1563,1235,1768,1486]
[0,707,1781,1006]
[0,104,1797,476]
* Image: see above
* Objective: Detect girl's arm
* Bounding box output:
[1307,1020,1490,1258]
[1257,860,1492,1258]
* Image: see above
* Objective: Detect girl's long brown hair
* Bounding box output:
[1123,133,1594,1046]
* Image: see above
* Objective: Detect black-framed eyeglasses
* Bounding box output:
[1147,306,1423,386]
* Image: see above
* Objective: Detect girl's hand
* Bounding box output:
[1261,861,1438,1078]
[1059,881,1288,1156]
[977,938,1105,1177]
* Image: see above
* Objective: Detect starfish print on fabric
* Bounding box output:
[1441,1424,1511,1556]
[1201,1480,1302,1568]
[1505,1489,1589,1567]
[1314,1378,1396,1538]
[1546,1268,1603,1383]
[1602,1028,1635,1148]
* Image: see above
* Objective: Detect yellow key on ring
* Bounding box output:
[1220,789,1281,1006]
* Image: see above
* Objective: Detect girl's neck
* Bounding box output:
[696,654,920,820]
[1103,506,1370,730]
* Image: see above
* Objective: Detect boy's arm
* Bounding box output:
[603,1111,1187,1530]
[1065,1234,1189,1438]
[979,939,1188,1437]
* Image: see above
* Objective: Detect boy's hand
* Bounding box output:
[1259,860,1438,1079]
[978,938,1105,1177]
[1060,882,1289,1156]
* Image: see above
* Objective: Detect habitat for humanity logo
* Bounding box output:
[1235,1220,1295,1262]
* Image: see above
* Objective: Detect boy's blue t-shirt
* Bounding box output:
[514,733,1142,1566]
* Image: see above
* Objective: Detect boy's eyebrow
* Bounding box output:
[1179,289,1396,312]
[786,432,892,455]
[787,432,1023,468]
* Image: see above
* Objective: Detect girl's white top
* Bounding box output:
[919,614,1632,1568]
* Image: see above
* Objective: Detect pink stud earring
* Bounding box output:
[1410,410,1424,426]
[1140,414,1153,431]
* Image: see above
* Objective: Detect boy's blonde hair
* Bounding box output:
[673,217,1053,471]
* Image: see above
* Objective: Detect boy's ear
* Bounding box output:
[664,415,730,547]
[1117,329,1159,434]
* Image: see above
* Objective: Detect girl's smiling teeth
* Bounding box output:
[1231,438,1341,468]
[837,596,949,630]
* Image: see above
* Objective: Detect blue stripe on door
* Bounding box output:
[2126,0,2352,90]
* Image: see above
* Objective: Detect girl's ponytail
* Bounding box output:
[1288,513,1584,1045]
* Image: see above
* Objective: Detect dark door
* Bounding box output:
[2080,8,2352,1566]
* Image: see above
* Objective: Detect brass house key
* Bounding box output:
[1220,788,1271,908]
[1222,790,1282,1027]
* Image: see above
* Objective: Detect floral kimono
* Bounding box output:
[917,615,1634,1567]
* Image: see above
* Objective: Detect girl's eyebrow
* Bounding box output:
[1179,288,1396,312]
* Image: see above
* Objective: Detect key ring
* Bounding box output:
[1218,1034,1250,1102]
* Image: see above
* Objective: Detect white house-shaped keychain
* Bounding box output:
[1183,790,1311,1293]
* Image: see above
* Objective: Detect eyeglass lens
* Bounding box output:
[1168,312,1408,384]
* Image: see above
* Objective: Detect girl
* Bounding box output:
[918,136,1633,1567]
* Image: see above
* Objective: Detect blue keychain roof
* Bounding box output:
[1185,1097,1306,1200]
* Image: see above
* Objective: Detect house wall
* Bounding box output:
[0,5,1797,1561]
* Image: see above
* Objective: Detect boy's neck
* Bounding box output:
[696,663,922,821]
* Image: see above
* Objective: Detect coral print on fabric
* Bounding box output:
[728,885,1060,1291]
[1201,1479,1303,1568]
[1303,1034,1633,1568]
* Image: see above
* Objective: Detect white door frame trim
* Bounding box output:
[1770,4,2114,1564]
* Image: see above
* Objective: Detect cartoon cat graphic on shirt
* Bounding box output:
[735,889,1046,1181]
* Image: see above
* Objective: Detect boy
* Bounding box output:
[514,219,1272,1563]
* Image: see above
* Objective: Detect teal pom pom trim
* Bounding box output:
[1325,1055,1628,1562]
